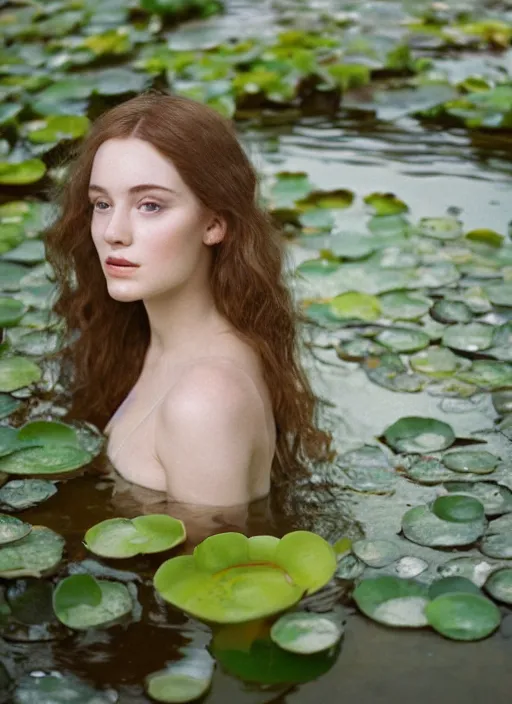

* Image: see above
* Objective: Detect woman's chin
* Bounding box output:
[107,285,143,303]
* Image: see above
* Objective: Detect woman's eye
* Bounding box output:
[91,201,161,212]
[140,202,161,213]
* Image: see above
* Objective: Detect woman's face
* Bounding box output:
[88,137,222,303]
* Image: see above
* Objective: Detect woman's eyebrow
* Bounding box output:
[88,183,178,195]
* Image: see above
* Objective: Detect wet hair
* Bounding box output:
[45,89,332,485]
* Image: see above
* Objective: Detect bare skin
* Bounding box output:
[89,137,276,506]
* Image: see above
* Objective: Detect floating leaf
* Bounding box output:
[410,346,469,377]
[485,281,512,307]
[442,323,494,352]
[0,514,31,545]
[23,115,90,144]
[430,300,473,324]
[417,216,463,240]
[425,593,500,641]
[376,327,430,353]
[383,416,455,453]
[0,159,46,185]
[145,648,215,703]
[457,360,512,389]
[84,515,186,558]
[0,356,41,392]
[442,450,499,475]
[330,291,381,321]
[480,531,512,559]
[402,504,485,547]
[13,671,112,704]
[0,479,57,512]
[379,291,431,320]
[484,568,512,605]
[353,576,429,627]
[0,394,22,420]
[329,232,375,260]
[53,574,133,630]
[352,539,401,567]
[365,354,426,393]
[0,445,92,476]
[443,481,512,516]
[0,298,26,327]
[431,495,485,523]
[270,610,344,654]
[393,556,428,579]
[0,526,64,578]
[465,228,504,248]
[364,193,408,216]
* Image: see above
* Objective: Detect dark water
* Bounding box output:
[3,0,512,701]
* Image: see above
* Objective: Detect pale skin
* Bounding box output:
[88,137,276,507]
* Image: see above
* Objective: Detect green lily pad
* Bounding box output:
[480,531,512,559]
[376,327,430,353]
[417,216,463,240]
[330,292,381,321]
[335,553,365,580]
[430,300,473,324]
[297,189,354,210]
[410,346,469,377]
[443,481,512,516]
[364,193,408,216]
[352,539,401,568]
[0,262,30,292]
[0,514,31,544]
[442,450,499,475]
[0,479,57,511]
[393,556,429,579]
[405,456,462,484]
[270,172,314,209]
[84,515,186,558]
[402,504,486,547]
[0,525,64,578]
[3,239,46,263]
[299,208,335,234]
[17,420,78,446]
[431,495,485,523]
[0,356,42,392]
[466,228,504,248]
[329,233,375,260]
[383,416,455,453]
[492,389,512,415]
[154,531,336,624]
[457,360,512,389]
[428,577,482,600]
[442,323,494,353]
[379,291,431,320]
[0,394,22,419]
[145,647,215,703]
[0,444,93,476]
[0,298,26,327]
[353,576,429,627]
[485,281,512,307]
[53,574,133,630]
[270,610,343,654]
[484,568,512,605]
[23,115,90,144]
[0,159,46,185]
[425,593,501,641]
[365,355,427,393]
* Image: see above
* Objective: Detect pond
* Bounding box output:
[0,0,512,701]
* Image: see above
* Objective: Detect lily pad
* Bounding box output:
[13,671,112,704]
[442,323,494,353]
[0,298,26,327]
[53,574,133,630]
[353,576,429,627]
[352,539,401,568]
[393,556,428,579]
[84,515,186,558]
[153,531,336,624]
[428,577,482,600]
[145,648,215,703]
[457,360,512,389]
[484,568,512,605]
[443,481,512,516]
[480,531,512,559]
[0,159,46,185]
[270,610,343,654]
[0,479,57,511]
[379,291,431,320]
[425,593,501,641]
[430,300,473,324]
[410,346,469,377]
[0,356,42,392]
[438,556,499,587]
[417,216,463,241]
[442,450,499,475]
[0,394,22,419]
[330,292,381,322]
[376,327,430,353]
[0,444,93,476]
[17,421,78,446]
[485,281,512,307]
[0,514,31,544]
[365,354,427,393]
[0,526,65,578]
[383,416,455,453]
[402,504,486,547]
[23,115,90,144]
[431,495,485,523]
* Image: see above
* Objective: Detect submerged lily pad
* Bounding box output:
[425,593,500,641]
[270,610,343,654]
[154,531,336,624]
[353,576,429,627]
[442,450,499,475]
[383,416,455,453]
[84,515,186,558]
[13,671,112,704]
[0,479,57,512]
[53,574,133,630]
[145,648,215,704]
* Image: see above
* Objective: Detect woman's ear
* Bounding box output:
[203,215,227,246]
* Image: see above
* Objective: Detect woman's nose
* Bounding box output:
[103,206,133,245]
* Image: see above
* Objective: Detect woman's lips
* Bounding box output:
[105,261,139,277]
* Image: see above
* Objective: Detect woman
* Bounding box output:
[45,90,331,507]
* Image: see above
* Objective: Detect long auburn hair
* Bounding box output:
[44,89,332,484]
